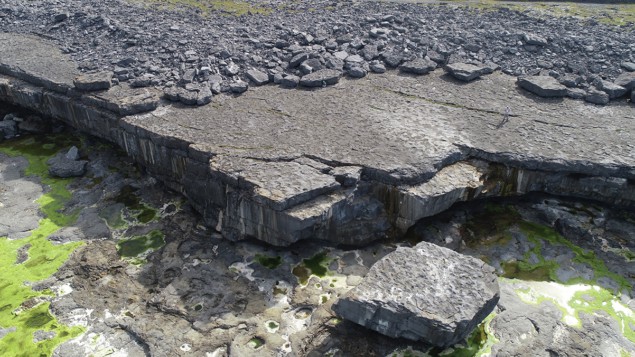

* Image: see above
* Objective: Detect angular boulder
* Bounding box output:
[47,147,87,178]
[332,242,499,348]
[73,72,113,91]
[614,72,635,91]
[299,69,341,87]
[517,76,567,98]
[399,58,437,75]
[598,80,627,99]
[445,62,488,82]
[585,89,609,105]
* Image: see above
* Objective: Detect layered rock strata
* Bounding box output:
[1,32,635,246]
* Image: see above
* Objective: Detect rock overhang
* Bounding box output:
[1,31,635,246]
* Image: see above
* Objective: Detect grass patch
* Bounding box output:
[135,0,272,16]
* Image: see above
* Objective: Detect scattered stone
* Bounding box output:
[517,76,567,98]
[399,58,436,75]
[369,62,386,74]
[73,72,112,91]
[47,148,88,178]
[130,74,154,88]
[621,62,635,72]
[585,88,609,105]
[382,52,404,68]
[523,33,548,46]
[347,66,367,78]
[445,62,487,82]
[196,86,213,105]
[333,242,499,347]
[598,80,627,99]
[280,75,300,88]
[0,119,18,140]
[290,53,310,68]
[566,88,586,100]
[230,80,249,94]
[246,69,269,86]
[614,72,635,91]
[299,69,341,87]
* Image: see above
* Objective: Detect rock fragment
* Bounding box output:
[399,58,436,75]
[48,146,87,178]
[230,80,249,94]
[445,62,487,82]
[584,88,609,105]
[597,80,627,99]
[333,242,499,348]
[299,69,341,87]
[73,72,113,91]
[246,69,270,86]
[517,76,567,98]
[614,72,635,91]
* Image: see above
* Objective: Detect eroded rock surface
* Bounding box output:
[333,242,500,347]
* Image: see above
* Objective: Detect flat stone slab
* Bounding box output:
[517,76,568,98]
[332,242,500,347]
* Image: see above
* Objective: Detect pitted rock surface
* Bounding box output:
[332,241,500,347]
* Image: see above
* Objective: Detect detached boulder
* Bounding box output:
[399,58,437,75]
[517,76,567,98]
[73,72,113,91]
[47,146,87,178]
[614,72,635,91]
[299,69,341,87]
[598,80,627,99]
[445,62,489,82]
[332,242,499,348]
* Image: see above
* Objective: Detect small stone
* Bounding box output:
[614,72,635,91]
[0,119,18,140]
[130,74,154,88]
[196,86,213,105]
[73,72,113,91]
[224,62,240,76]
[347,66,367,78]
[48,153,87,178]
[361,45,379,61]
[53,13,69,23]
[369,62,386,73]
[289,53,310,68]
[299,69,341,87]
[621,62,635,72]
[345,54,364,64]
[585,89,610,105]
[280,75,300,88]
[523,33,548,46]
[399,58,436,75]
[427,50,445,64]
[631,90,635,103]
[382,51,404,68]
[517,76,567,98]
[246,69,269,86]
[65,146,80,161]
[230,80,249,94]
[566,88,586,100]
[598,80,627,99]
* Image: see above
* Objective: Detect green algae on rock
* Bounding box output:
[115,230,165,259]
[254,254,282,269]
[0,135,85,356]
[292,251,330,285]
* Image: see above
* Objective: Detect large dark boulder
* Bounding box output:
[332,241,499,348]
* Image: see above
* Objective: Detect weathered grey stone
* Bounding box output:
[445,62,486,82]
[585,88,609,105]
[299,69,341,87]
[598,80,627,99]
[399,58,436,75]
[65,146,80,161]
[0,119,18,140]
[382,52,404,68]
[332,242,499,347]
[230,81,248,94]
[280,75,300,88]
[369,62,386,73]
[614,72,635,91]
[82,85,161,115]
[566,87,586,100]
[47,152,87,178]
[523,33,548,46]
[289,52,309,68]
[631,89,635,103]
[73,72,113,91]
[246,69,269,86]
[517,76,567,97]
[347,66,367,78]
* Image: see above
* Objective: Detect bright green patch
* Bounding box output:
[247,337,265,349]
[267,321,278,330]
[570,287,635,343]
[115,230,165,258]
[439,313,498,357]
[254,254,282,269]
[501,260,555,281]
[292,251,329,285]
[0,135,86,356]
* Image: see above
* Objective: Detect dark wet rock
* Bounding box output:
[246,69,269,86]
[399,58,436,75]
[333,242,499,347]
[347,66,367,78]
[73,72,112,91]
[382,52,404,68]
[369,61,386,73]
[47,148,87,178]
[598,80,627,99]
[517,76,567,98]
[585,88,610,105]
[631,90,635,103]
[445,62,487,82]
[299,69,341,87]
[0,119,18,140]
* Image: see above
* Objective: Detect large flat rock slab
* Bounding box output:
[332,241,500,347]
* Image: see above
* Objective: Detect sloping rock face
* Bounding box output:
[2,32,635,246]
[332,242,500,347]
